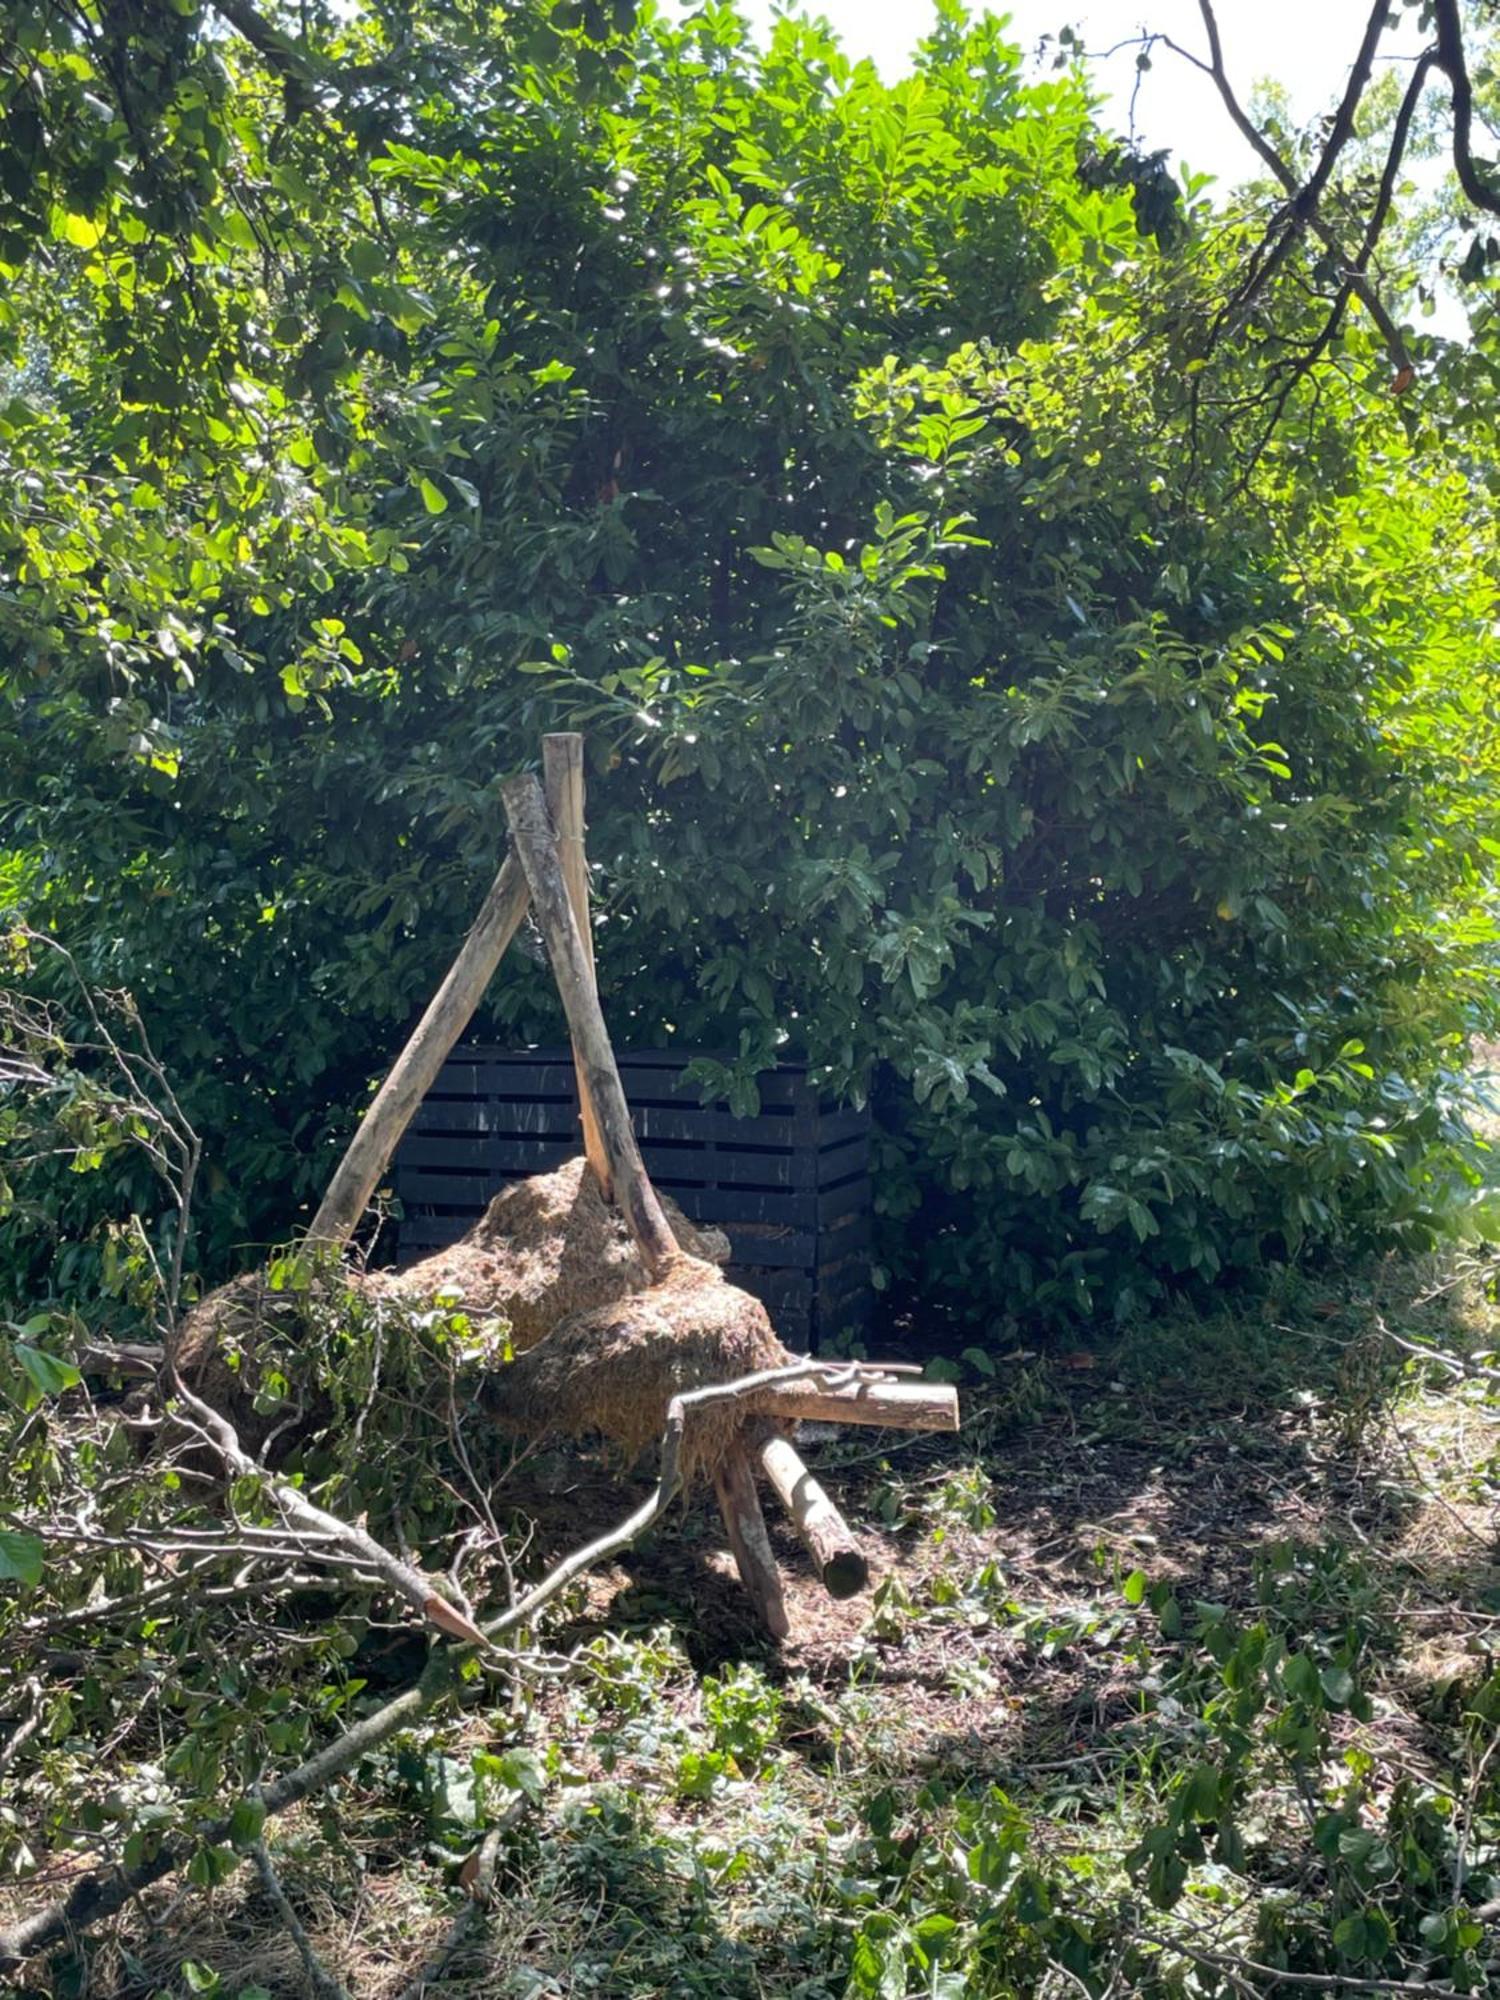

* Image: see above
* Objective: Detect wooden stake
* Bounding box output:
[751,1378,959,1433]
[500,773,681,1279]
[306,853,528,1249]
[542,733,612,1200]
[712,1442,790,1639]
[753,1427,869,1599]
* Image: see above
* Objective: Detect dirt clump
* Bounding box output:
[484,1253,791,1480]
[371,1157,729,1349]
[175,1159,736,1451]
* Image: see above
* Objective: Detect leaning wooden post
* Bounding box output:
[306,851,529,1250]
[751,1424,869,1599]
[542,733,612,1200]
[502,772,794,1629]
[500,772,680,1277]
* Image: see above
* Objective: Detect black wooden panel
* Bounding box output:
[818,1177,871,1228]
[447,1046,824,1111]
[663,1186,818,1229]
[391,1044,872,1348]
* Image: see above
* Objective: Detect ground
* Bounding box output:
[15,1241,1498,2000]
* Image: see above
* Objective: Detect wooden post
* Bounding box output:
[306,853,529,1249]
[712,1442,790,1639]
[751,1378,959,1432]
[542,734,612,1200]
[500,773,681,1280]
[753,1428,869,1599]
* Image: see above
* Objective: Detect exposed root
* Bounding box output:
[485,1256,792,1481]
[175,1159,730,1438]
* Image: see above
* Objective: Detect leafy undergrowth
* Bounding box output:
[5,1254,1500,1999]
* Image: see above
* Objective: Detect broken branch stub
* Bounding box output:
[753,1426,869,1599]
[713,1440,791,1639]
[752,1377,959,1432]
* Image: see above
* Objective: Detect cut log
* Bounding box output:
[500,773,681,1280]
[306,852,528,1249]
[542,733,611,1200]
[754,1427,869,1599]
[712,1441,790,1639]
[752,1378,959,1433]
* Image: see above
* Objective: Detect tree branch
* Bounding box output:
[1434,0,1500,216]
[209,0,321,96]
[249,1834,349,2000]
[1176,0,1416,372]
[0,1356,903,1972]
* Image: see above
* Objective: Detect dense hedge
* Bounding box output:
[1,3,1495,1327]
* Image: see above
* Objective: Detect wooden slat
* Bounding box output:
[818,1177,872,1227]
[712,1226,817,1271]
[392,1042,874,1348]
[434,1046,829,1111]
[411,1095,820,1151]
[666,1186,818,1228]
[400,1135,576,1174]
[813,1135,869,1188]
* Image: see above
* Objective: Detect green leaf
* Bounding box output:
[1332,1909,1393,1963]
[187,1844,239,1889]
[51,208,104,250]
[1320,1664,1355,1707]
[493,1747,544,1800]
[418,477,448,515]
[0,1528,44,1587]
[228,1796,267,1850]
[15,1343,81,1397]
[1282,1652,1321,1702]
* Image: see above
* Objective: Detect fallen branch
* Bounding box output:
[0,1679,43,1784]
[249,1832,350,2000]
[168,1372,491,1648]
[0,1357,849,1973]
[1130,1925,1469,1998]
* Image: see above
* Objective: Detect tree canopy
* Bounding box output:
[1,0,1496,1326]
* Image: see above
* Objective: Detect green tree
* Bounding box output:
[1,1,1495,1325]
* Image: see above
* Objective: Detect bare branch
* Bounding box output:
[249,1833,350,2000]
[1168,1,1417,372]
[1434,0,1500,215]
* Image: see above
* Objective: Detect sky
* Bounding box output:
[731,2,1426,194]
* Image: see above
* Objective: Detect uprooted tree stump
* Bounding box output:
[0,734,964,1985]
[490,765,960,1627]
[180,735,959,1634]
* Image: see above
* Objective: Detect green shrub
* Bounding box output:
[1,3,1495,1327]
